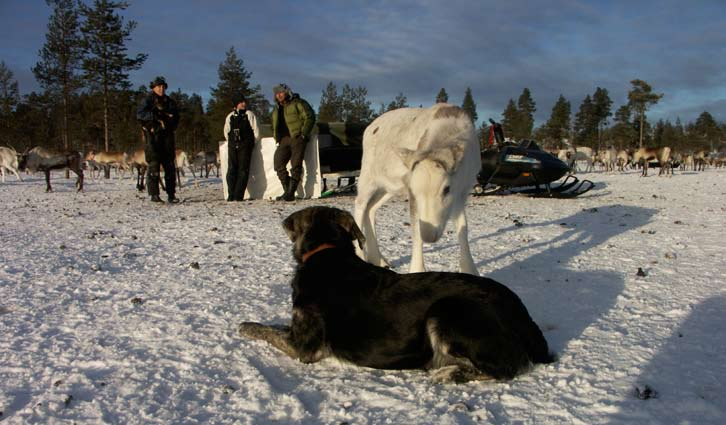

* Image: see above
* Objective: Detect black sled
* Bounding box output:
[475,120,593,198]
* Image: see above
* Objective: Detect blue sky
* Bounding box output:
[1,0,725,126]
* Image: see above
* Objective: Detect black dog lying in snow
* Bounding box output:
[238,206,554,383]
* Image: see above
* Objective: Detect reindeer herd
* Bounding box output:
[554,146,724,177]
[0,139,723,193]
[0,145,222,192]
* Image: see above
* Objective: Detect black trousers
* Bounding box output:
[273,136,307,182]
[144,130,176,197]
[227,140,254,201]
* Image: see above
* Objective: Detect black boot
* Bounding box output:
[275,175,290,201]
[150,195,163,203]
[167,194,180,204]
[282,178,299,201]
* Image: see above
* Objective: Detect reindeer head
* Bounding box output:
[397,144,465,243]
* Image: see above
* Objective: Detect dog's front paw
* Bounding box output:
[238,322,268,339]
[238,322,291,340]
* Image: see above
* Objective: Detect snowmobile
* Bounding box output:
[475,120,593,198]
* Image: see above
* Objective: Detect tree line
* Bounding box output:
[495,81,724,153]
[0,1,723,156]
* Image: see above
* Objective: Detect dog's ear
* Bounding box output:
[282,209,308,242]
[333,209,366,250]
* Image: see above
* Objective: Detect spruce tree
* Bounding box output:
[574,95,597,147]
[461,87,477,123]
[693,111,720,151]
[611,104,634,149]
[543,94,571,147]
[318,81,341,122]
[435,88,449,103]
[516,88,536,139]
[592,87,612,151]
[0,61,20,145]
[627,79,663,148]
[501,99,518,140]
[340,84,373,123]
[207,47,264,143]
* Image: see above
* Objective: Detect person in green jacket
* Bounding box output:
[271,83,316,201]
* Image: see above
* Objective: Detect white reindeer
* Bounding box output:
[0,146,23,182]
[599,147,618,172]
[174,149,194,188]
[354,104,480,275]
[574,147,595,172]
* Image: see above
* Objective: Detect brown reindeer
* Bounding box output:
[633,147,672,177]
[86,150,130,179]
[128,148,148,191]
[693,150,709,171]
[19,147,84,192]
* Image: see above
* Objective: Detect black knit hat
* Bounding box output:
[149,76,168,89]
[232,92,247,107]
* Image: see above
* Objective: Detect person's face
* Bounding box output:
[153,84,165,96]
[275,91,286,103]
[236,101,246,110]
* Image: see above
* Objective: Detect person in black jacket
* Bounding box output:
[136,76,180,204]
[224,93,260,201]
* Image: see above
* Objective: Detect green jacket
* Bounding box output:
[272,94,316,141]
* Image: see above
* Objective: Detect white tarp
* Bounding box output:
[220,136,322,200]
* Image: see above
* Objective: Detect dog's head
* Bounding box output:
[282,206,365,264]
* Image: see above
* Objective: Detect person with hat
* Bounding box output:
[271,83,316,201]
[136,76,180,203]
[223,93,260,201]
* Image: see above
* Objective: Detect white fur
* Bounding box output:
[0,146,22,182]
[354,104,480,275]
[598,148,618,172]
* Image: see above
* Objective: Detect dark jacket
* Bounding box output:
[272,93,316,142]
[137,93,180,135]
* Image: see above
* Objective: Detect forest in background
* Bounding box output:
[1,0,724,156]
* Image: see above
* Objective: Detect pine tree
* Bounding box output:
[80,0,146,152]
[318,81,341,122]
[592,87,612,151]
[33,0,83,152]
[543,94,571,147]
[501,99,518,140]
[0,61,20,145]
[435,88,449,103]
[207,47,264,143]
[386,92,408,111]
[516,88,536,139]
[461,87,477,123]
[627,79,663,148]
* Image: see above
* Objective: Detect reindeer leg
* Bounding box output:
[453,207,478,275]
[354,185,392,268]
[76,167,84,192]
[45,170,52,192]
[408,191,426,273]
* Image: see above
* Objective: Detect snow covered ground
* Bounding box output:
[1,168,724,424]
